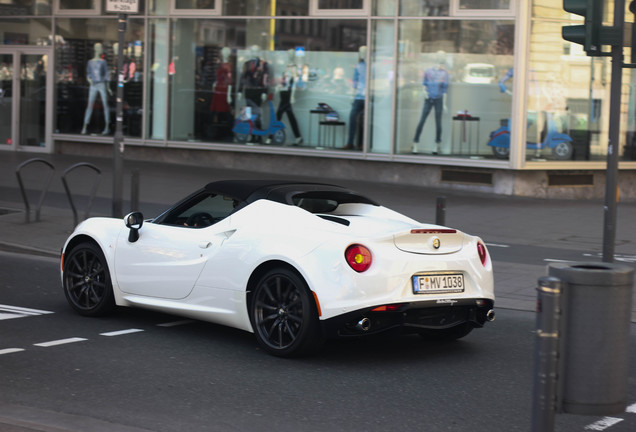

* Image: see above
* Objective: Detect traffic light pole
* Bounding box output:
[112,13,126,218]
[602,0,624,262]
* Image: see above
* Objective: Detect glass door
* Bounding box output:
[0,48,52,153]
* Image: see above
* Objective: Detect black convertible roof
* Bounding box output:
[204,180,378,205]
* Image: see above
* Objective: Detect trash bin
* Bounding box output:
[548,262,634,416]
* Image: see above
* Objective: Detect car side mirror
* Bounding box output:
[124,211,144,243]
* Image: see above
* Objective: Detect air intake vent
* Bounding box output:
[441,169,493,185]
[548,173,594,187]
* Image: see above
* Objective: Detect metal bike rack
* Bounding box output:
[15,158,55,223]
[61,162,102,227]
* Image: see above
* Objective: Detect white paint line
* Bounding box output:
[34,337,87,347]
[157,320,194,327]
[100,328,144,337]
[0,313,24,321]
[484,243,510,248]
[0,348,25,355]
[626,402,636,413]
[0,304,54,320]
[0,304,54,315]
[584,417,623,431]
[543,258,576,263]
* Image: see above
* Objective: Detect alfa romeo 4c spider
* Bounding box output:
[61,180,494,356]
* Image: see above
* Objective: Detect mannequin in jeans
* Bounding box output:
[276,49,303,146]
[412,50,449,154]
[81,43,112,135]
[345,45,367,150]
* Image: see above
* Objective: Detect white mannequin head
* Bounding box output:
[221,46,230,62]
[93,43,103,59]
[436,50,446,66]
[358,45,367,61]
[250,45,261,58]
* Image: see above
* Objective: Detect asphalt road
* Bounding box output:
[1,252,636,432]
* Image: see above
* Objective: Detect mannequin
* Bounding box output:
[412,50,449,154]
[81,43,112,135]
[345,45,367,150]
[209,47,233,139]
[276,49,302,145]
[238,45,269,140]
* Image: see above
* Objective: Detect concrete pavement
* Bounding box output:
[1,151,635,318]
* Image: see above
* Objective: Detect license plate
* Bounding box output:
[412,274,465,294]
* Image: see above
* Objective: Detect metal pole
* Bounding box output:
[531,276,562,432]
[602,0,625,262]
[435,196,446,226]
[112,13,127,218]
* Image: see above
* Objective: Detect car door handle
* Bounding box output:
[198,241,212,249]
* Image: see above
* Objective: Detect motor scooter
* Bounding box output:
[488,111,574,160]
[233,94,286,145]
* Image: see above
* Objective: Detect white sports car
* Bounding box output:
[61,180,494,356]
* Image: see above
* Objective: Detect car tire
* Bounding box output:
[250,268,323,357]
[63,242,115,317]
[419,323,473,341]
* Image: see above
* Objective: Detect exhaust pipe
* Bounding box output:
[356,317,371,332]
[486,309,496,322]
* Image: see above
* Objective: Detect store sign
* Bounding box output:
[106,0,139,13]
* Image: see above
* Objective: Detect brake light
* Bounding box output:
[371,304,403,312]
[345,244,372,272]
[477,242,488,267]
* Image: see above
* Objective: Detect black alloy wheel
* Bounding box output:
[63,242,115,316]
[251,268,322,357]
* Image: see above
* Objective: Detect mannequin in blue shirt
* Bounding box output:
[345,46,367,150]
[413,51,449,154]
[81,43,112,135]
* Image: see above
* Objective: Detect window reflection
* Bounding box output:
[55,18,144,137]
[395,19,514,158]
[160,18,367,150]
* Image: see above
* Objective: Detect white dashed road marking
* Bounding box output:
[100,329,144,337]
[0,348,25,355]
[584,417,624,430]
[33,337,87,347]
[0,304,54,321]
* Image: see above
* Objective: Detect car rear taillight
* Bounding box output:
[345,244,372,273]
[477,242,488,267]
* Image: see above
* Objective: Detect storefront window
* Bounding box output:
[55,18,144,138]
[0,19,52,45]
[171,0,220,15]
[368,19,395,154]
[147,19,168,139]
[527,18,611,162]
[54,0,100,15]
[310,0,369,16]
[400,0,449,17]
[395,19,514,158]
[0,0,52,15]
[162,17,366,149]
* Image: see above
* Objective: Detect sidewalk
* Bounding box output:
[1,151,635,319]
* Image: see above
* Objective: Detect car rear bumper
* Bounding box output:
[320,298,495,339]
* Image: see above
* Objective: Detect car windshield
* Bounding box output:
[160,193,239,228]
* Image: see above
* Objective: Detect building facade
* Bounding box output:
[1,0,636,199]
